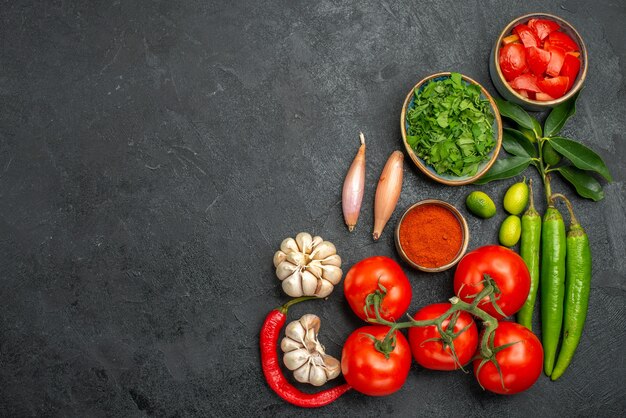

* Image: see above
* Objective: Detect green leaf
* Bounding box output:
[557,166,604,201]
[494,98,535,131]
[549,136,612,181]
[502,128,537,158]
[544,91,580,137]
[474,156,531,184]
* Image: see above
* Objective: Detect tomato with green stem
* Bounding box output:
[453,246,531,319]
[408,303,478,371]
[341,325,412,396]
[344,256,412,322]
[474,321,543,395]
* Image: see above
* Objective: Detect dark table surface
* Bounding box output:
[2,0,625,416]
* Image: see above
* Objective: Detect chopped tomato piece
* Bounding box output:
[546,45,566,77]
[548,32,579,52]
[513,24,540,48]
[528,18,561,40]
[510,73,541,92]
[535,92,555,101]
[499,43,527,81]
[503,34,520,45]
[515,89,529,98]
[560,54,581,90]
[526,46,551,76]
[538,76,570,99]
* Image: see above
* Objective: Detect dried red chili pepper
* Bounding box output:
[260,296,351,407]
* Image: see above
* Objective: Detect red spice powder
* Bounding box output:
[399,204,463,268]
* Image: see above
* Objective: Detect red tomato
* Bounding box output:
[344,256,411,322]
[499,43,527,81]
[546,45,566,77]
[560,54,581,90]
[453,245,530,319]
[538,76,570,99]
[513,24,540,48]
[408,303,478,371]
[528,18,561,40]
[341,325,412,396]
[473,321,543,395]
[548,31,579,52]
[509,73,541,93]
[526,46,551,76]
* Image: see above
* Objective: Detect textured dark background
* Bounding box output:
[1,0,624,416]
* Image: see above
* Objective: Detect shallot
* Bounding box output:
[342,132,366,232]
[373,151,404,240]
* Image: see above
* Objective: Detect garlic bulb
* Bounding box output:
[281,314,341,386]
[273,232,342,298]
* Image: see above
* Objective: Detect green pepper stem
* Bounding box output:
[551,193,579,226]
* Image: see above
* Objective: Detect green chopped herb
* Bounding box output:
[406,73,495,177]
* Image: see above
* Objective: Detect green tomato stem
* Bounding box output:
[368,283,499,359]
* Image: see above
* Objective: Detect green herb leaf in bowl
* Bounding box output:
[406,73,496,177]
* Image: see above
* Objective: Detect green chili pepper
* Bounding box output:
[517,179,541,330]
[551,196,592,381]
[541,204,566,377]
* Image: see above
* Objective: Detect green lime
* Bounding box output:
[503,180,529,215]
[543,142,561,166]
[499,215,522,247]
[466,191,496,219]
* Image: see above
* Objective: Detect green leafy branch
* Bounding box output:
[475,92,612,203]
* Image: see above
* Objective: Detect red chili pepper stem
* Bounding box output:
[278,295,318,314]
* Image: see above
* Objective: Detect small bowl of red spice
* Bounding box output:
[394,199,469,272]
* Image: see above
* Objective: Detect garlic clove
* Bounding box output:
[293,362,312,383]
[273,251,287,268]
[316,279,334,298]
[311,241,336,260]
[282,271,303,297]
[308,364,328,387]
[299,314,321,335]
[303,325,321,353]
[286,251,306,266]
[305,262,323,279]
[280,237,299,254]
[276,261,298,280]
[285,317,306,342]
[321,265,343,285]
[311,236,324,249]
[300,270,319,296]
[320,254,342,267]
[280,337,302,353]
[284,348,310,371]
[323,355,341,380]
[295,232,313,253]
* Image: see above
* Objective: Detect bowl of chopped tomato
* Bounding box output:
[490,13,587,110]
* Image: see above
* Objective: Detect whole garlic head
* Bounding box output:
[273,232,342,298]
[280,314,341,387]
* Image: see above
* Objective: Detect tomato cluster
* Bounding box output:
[499,18,581,100]
[341,246,543,396]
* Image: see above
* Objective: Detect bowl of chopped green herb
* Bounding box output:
[400,72,502,186]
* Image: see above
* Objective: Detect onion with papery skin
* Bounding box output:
[373,151,404,240]
[281,314,341,386]
[342,132,366,232]
[273,232,343,298]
